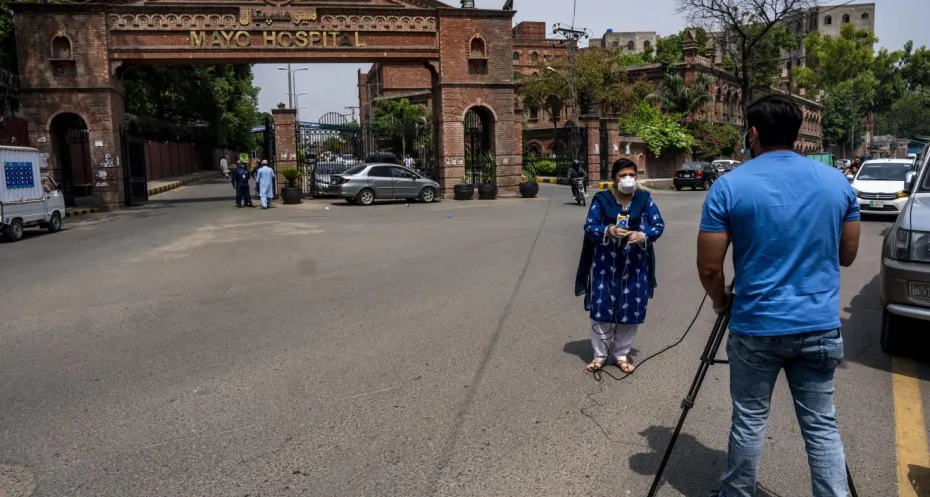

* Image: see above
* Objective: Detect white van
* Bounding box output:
[0,146,66,242]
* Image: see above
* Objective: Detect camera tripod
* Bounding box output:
[646,306,858,497]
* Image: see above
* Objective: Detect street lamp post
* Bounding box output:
[277,65,309,109]
[294,92,308,121]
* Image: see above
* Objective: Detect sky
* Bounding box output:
[253,0,930,123]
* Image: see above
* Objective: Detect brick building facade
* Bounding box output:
[13,0,523,207]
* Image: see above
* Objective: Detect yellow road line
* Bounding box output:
[893,356,930,497]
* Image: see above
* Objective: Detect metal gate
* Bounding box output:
[599,120,610,180]
[464,108,493,185]
[296,112,435,196]
[121,126,148,206]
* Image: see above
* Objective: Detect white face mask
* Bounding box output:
[618,176,636,194]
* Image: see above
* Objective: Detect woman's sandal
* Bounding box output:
[586,360,604,372]
[616,360,636,374]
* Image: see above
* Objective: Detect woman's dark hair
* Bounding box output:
[611,158,637,180]
[746,94,802,148]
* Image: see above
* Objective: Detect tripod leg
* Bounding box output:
[846,465,858,497]
[647,312,731,497]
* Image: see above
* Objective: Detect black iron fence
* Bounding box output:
[522,124,588,184]
[296,121,435,196]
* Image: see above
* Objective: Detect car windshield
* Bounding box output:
[680,163,704,170]
[856,163,912,181]
[342,165,367,175]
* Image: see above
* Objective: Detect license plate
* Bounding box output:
[869,200,885,208]
[910,282,930,303]
[682,173,692,178]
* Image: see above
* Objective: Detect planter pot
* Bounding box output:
[281,186,302,204]
[453,184,475,200]
[519,182,539,198]
[477,184,499,200]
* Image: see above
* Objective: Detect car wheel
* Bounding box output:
[357,189,375,206]
[675,186,682,191]
[880,309,908,355]
[48,212,62,233]
[4,218,24,242]
[419,187,436,203]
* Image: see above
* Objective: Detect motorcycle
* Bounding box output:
[571,177,587,206]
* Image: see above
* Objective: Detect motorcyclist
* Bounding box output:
[568,160,587,199]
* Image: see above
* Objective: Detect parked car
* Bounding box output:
[712,159,740,174]
[335,154,357,166]
[673,161,717,191]
[328,163,440,206]
[851,158,917,216]
[880,148,930,354]
[310,161,353,196]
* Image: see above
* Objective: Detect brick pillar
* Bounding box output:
[272,104,297,196]
[584,119,601,183]
[605,121,621,183]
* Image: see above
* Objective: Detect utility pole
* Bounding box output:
[287,63,293,108]
[552,23,589,170]
[345,106,359,122]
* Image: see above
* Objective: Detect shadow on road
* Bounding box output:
[149,196,237,205]
[563,339,638,364]
[629,426,780,497]
[908,465,930,495]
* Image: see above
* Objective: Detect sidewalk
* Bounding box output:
[148,171,221,197]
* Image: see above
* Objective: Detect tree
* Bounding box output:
[520,47,651,120]
[122,65,260,150]
[371,98,428,158]
[622,100,695,156]
[648,72,716,118]
[675,0,812,122]
[688,121,741,160]
[875,90,930,138]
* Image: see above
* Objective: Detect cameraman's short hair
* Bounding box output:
[746,94,802,149]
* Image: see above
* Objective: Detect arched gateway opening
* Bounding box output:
[49,113,93,207]
[12,0,522,209]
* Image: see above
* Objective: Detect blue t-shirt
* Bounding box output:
[700,151,860,336]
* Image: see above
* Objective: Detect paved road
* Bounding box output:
[1,178,928,497]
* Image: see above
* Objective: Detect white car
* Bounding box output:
[712,159,740,173]
[852,158,917,216]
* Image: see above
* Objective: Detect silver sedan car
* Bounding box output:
[328,163,440,206]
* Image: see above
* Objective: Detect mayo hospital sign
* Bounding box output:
[190,30,365,49]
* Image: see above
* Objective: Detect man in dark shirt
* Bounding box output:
[231,161,254,208]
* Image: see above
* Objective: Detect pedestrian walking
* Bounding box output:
[697,94,860,497]
[219,154,229,179]
[256,159,275,209]
[575,158,665,374]
[232,161,254,208]
[404,154,415,169]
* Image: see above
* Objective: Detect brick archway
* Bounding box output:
[12,0,521,207]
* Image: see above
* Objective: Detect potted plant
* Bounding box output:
[519,162,539,198]
[453,171,474,200]
[477,153,498,200]
[281,167,302,204]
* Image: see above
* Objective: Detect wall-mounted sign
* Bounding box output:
[189,30,365,48]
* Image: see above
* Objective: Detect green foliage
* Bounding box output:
[821,83,866,148]
[652,28,710,68]
[531,159,557,176]
[720,24,798,97]
[281,167,300,187]
[0,0,15,73]
[318,136,346,152]
[520,48,652,119]
[648,72,716,117]
[521,161,537,182]
[623,101,695,157]
[372,98,428,135]
[122,65,260,149]
[875,90,930,138]
[688,121,741,160]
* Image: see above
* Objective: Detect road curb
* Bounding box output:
[65,208,100,218]
[536,177,560,184]
[148,172,220,197]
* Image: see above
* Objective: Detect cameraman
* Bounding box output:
[697,94,860,497]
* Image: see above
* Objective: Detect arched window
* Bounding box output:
[842,13,850,23]
[643,40,651,50]
[469,36,487,58]
[50,35,73,60]
[531,52,539,62]
[513,51,520,61]
[861,12,870,19]
[824,15,832,25]
[627,40,635,51]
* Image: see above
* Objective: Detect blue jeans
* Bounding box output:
[718,329,847,497]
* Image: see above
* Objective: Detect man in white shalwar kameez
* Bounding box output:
[256,160,275,209]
